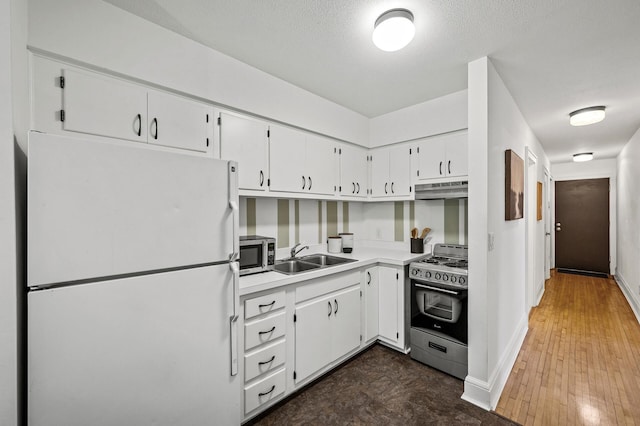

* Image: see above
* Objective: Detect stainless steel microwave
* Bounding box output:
[239,235,276,276]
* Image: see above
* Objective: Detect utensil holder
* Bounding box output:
[410,238,424,254]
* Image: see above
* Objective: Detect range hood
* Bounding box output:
[414,180,468,200]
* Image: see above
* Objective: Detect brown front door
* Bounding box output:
[555,178,609,274]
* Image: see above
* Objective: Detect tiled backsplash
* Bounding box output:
[239,197,468,250]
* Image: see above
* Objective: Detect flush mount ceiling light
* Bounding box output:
[573,152,594,162]
[569,106,606,126]
[372,9,415,52]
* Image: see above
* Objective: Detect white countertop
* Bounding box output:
[239,246,429,296]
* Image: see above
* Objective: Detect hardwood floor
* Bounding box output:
[496,271,640,425]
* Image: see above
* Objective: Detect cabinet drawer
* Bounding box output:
[244,368,286,414]
[245,291,285,319]
[245,311,286,350]
[245,340,286,382]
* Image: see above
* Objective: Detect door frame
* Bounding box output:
[525,147,538,313]
[544,168,551,280]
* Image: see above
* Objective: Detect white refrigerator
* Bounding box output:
[27,132,241,426]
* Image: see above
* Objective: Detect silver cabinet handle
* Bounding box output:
[308,176,312,190]
[439,161,443,175]
[448,161,451,174]
[259,170,264,187]
[334,299,338,314]
[302,176,306,190]
[352,182,356,194]
[356,182,360,194]
[385,182,388,194]
[367,271,371,285]
[391,182,395,194]
[327,301,332,317]
[135,114,142,137]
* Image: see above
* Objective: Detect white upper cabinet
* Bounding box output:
[339,144,368,198]
[306,134,337,196]
[269,125,336,196]
[370,145,412,198]
[58,66,213,154]
[147,91,212,153]
[269,124,306,193]
[219,112,269,191]
[62,69,148,143]
[416,131,468,180]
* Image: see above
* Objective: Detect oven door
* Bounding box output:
[414,282,466,323]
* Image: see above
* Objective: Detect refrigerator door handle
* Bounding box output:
[228,161,239,262]
[229,261,240,376]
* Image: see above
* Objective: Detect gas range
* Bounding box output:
[409,244,468,288]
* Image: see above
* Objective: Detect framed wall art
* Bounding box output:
[505,149,524,220]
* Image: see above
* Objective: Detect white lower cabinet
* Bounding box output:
[242,291,288,418]
[378,265,407,351]
[244,368,286,414]
[363,267,379,343]
[294,286,361,384]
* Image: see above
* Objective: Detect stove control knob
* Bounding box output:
[451,276,457,284]
[435,273,441,280]
[412,269,418,276]
[442,274,449,282]
[459,276,466,285]
[425,271,432,279]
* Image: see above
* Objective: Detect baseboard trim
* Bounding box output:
[615,273,640,325]
[462,315,528,410]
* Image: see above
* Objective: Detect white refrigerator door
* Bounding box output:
[27,132,238,287]
[28,264,240,426]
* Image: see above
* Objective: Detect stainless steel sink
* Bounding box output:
[273,254,357,275]
[273,259,320,275]
[299,254,357,266]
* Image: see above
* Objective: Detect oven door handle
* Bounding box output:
[414,283,462,295]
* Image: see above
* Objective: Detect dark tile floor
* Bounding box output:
[248,344,520,425]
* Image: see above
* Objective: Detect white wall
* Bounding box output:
[369,90,468,147]
[28,0,369,146]
[464,57,550,410]
[1,0,17,422]
[616,127,640,319]
[551,159,617,275]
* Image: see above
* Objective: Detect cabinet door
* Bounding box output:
[378,266,399,343]
[306,135,336,196]
[370,148,390,198]
[330,287,361,362]
[388,145,412,196]
[147,90,212,153]
[364,267,379,342]
[294,296,332,383]
[220,113,269,191]
[62,69,147,143]
[417,137,446,179]
[340,145,368,198]
[444,132,468,177]
[269,125,306,193]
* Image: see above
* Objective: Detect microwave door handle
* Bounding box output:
[228,161,239,261]
[414,283,461,295]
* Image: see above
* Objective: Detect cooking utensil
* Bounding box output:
[411,227,418,239]
[420,227,431,239]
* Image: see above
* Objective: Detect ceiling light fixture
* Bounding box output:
[573,152,594,162]
[372,9,415,52]
[569,106,606,126]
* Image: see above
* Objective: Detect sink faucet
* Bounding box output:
[290,243,309,259]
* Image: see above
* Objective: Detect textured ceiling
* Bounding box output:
[103,0,640,163]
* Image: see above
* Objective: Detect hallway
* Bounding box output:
[496,272,640,425]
